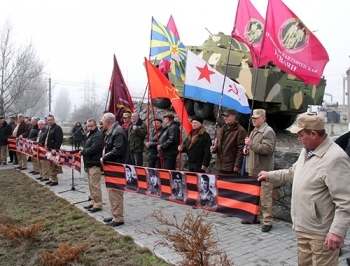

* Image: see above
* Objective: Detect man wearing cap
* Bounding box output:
[242,109,275,232]
[258,113,350,265]
[0,116,12,165]
[178,115,211,172]
[128,112,147,166]
[145,117,164,168]
[121,112,132,164]
[210,109,246,174]
[157,113,180,170]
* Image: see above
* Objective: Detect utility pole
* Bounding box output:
[49,77,52,114]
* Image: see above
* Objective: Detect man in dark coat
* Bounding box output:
[0,116,12,165]
[100,112,127,227]
[8,116,17,164]
[80,119,104,212]
[179,115,212,173]
[28,117,40,174]
[145,117,164,168]
[157,113,180,170]
[43,115,63,186]
[72,121,85,149]
[13,114,30,170]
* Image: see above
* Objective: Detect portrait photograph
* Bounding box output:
[196,173,217,209]
[146,168,160,196]
[125,164,138,191]
[170,171,186,202]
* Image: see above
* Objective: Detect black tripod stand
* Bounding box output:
[59,126,86,195]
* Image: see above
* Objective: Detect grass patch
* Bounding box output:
[0,169,168,266]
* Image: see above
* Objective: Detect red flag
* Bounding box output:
[107,55,135,123]
[259,0,329,85]
[232,0,266,68]
[144,57,192,135]
[158,15,180,74]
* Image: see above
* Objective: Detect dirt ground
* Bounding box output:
[0,169,167,266]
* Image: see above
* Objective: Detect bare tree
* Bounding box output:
[70,99,105,124]
[53,88,72,122]
[0,20,46,116]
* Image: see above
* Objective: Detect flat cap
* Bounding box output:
[163,113,175,119]
[222,108,237,116]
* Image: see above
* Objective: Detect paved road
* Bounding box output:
[8,160,350,266]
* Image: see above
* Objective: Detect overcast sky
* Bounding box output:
[1,0,350,110]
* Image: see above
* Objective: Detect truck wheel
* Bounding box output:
[151,98,171,109]
[184,99,194,115]
[193,101,213,119]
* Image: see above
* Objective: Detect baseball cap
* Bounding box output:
[289,113,325,134]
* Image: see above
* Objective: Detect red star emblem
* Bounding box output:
[196,63,215,82]
[170,45,178,54]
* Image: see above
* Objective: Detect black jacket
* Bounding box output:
[44,123,63,149]
[16,121,30,138]
[38,127,47,145]
[159,121,180,158]
[182,127,212,167]
[72,124,85,142]
[335,131,350,156]
[0,121,12,145]
[28,124,39,140]
[102,123,127,163]
[81,128,104,168]
[147,126,164,159]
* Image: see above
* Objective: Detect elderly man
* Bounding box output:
[157,113,180,170]
[179,115,212,173]
[0,116,12,165]
[80,119,104,213]
[145,117,164,168]
[100,112,127,227]
[258,113,350,265]
[28,117,40,175]
[128,112,147,166]
[14,114,30,170]
[43,115,63,186]
[210,109,246,174]
[242,109,275,232]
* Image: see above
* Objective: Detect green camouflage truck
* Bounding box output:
[152,32,326,130]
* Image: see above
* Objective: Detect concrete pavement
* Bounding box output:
[7,161,350,266]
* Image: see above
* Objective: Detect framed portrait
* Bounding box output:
[170,171,187,202]
[196,173,217,210]
[125,165,138,192]
[146,168,161,196]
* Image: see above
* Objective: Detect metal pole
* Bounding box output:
[49,77,52,114]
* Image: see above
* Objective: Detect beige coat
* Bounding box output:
[245,122,275,175]
[268,136,350,238]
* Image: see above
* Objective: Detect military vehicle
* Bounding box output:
[152,32,327,130]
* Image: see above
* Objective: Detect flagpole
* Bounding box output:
[150,90,163,169]
[212,38,234,144]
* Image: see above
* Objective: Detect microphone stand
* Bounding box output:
[59,125,85,195]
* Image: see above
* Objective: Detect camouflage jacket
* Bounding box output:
[128,119,147,153]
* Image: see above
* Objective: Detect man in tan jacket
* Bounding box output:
[243,109,275,233]
[258,113,350,266]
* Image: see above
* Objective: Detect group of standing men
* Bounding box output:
[0,114,64,186]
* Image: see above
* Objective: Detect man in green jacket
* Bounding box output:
[258,113,350,266]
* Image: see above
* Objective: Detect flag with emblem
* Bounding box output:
[184,50,251,114]
[259,0,329,85]
[107,55,135,124]
[232,0,267,68]
[158,15,181,74]
[144,57,192,134]
[150,17,186,80]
